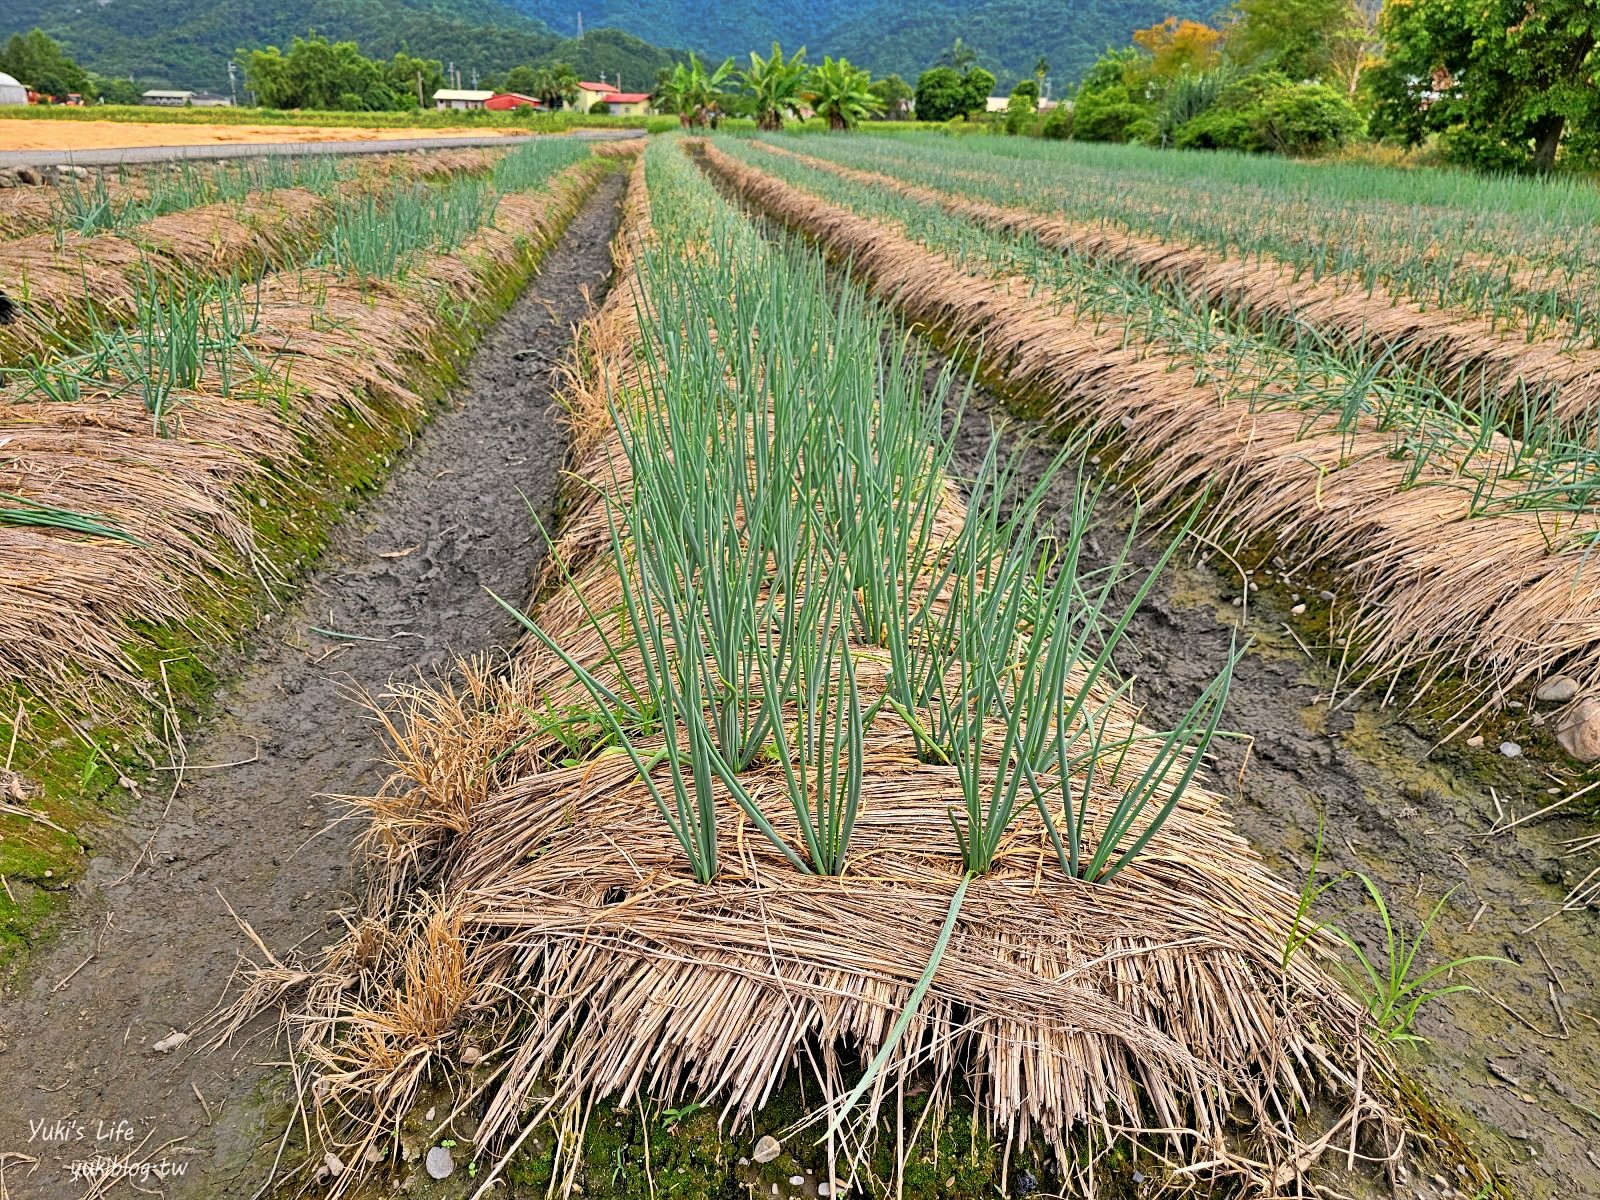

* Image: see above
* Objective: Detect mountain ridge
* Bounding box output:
[526,0,1211,88]
[5,0,1209,94]
[2,0,681,92]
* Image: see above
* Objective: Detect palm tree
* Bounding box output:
[940,38,978,72]
[805,57,881,131]
[740,42,808,131]
[532,62,578,110]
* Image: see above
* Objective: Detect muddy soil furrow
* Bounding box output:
[941,383,1600,1200]
[0,172,625,1200]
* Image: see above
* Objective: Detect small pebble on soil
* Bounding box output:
[1536,676,1580,703]
[425,1145,454,1180]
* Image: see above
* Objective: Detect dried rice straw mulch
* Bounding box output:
[222,155,1432,1200]
[0,154,614,723]
[700,141,1600,712]
[751,140,1600,434]
[0,147,512,366]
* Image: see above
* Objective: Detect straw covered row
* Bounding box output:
[0,150,615,723]
[700,140,1600,710]
[751,140,1600,433]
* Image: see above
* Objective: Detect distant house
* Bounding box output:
[985,94,1060,114]
[142,89,195,106]
[596,91,651,116]
[0,72,27,106]
[190,92,234,107]
[572,81,612,112]
[433,89,494,111]
[484,93,542,111]
[572,80,651,115]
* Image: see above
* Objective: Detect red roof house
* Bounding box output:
[485,92,542,111]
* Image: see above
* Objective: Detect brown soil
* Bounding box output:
[0,173,624,1199]
[0,119,523,153]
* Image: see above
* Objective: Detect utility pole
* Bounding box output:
[577,11,583,38]
[416,70,424,107]
[471,69,479,89]
[226,60,237,106]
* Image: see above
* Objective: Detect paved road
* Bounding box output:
[0,127,644,169]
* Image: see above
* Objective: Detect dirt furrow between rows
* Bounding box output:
[0,172,625,1200]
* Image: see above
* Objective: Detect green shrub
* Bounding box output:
[1174,107,1260,151]
[1003,84,1037,135]
[1252,83,1360,155]
[1126,117,1159,144]
[1041,104,1074,139]
[589,100,611,114]
[1435,124,1531,173]
[1072,85,1146,142]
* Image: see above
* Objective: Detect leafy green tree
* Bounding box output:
[0,29,92,98]
[805,56,880,130]
[1367,0,1598,171]
[94,76,143,105]
[914,66,968,121]
[240,36,412,111]
[384,50,444,107]
[1004,78,1038,134]
[504,65,540,96]
[869,73,913,119]
[1228,0,1369,85]
[915,61,994,122]
[964,66,997,114]
[740,42,808,130]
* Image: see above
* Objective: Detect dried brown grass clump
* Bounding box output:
[0,187,59,241]
[225,157,1400,1200]
[702,142,1600,710]
[752,141,1600,432]
[401,148,505,179]
[0,156,612,723]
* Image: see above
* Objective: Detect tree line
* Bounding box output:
[987,0,1597,172]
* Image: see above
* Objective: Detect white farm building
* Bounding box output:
[0,72,28,105]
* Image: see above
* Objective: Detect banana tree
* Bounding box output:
[740,42,809,131]
[805,57,881,131]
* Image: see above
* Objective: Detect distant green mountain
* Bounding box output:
[525,0,1212,87]
[2,0,682,92]
[5,0,1207,94]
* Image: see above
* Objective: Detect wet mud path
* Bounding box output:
[0,173,625,1199]
[943,383,1600,1199]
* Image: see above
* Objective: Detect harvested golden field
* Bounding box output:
[0,117,524,152]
